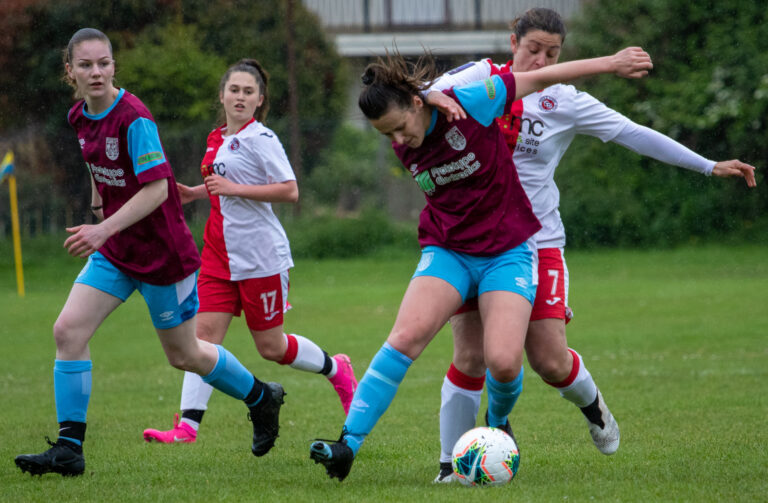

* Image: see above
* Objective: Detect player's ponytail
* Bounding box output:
[358,49,439,120]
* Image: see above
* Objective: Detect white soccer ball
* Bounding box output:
[451,426,520,487]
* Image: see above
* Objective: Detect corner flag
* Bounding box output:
[1,150,24,297]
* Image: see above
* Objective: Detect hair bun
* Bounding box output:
[361,68,375,85]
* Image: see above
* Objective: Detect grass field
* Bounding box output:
[1,241,766,502]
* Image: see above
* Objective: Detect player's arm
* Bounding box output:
[64,178,168,257]
[424,60,494,121]
[204,176,298,203]
[177,182,208,204]
[513,47,652,100]
[612,122,756,187]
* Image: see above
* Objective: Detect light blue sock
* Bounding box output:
[343,342,412,455]
[201,345,254,400]
[54,360,92,446]
[486,366,524,428]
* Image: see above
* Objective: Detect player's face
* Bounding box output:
[66,39,116,102]
[369,95,431,149]
[220,71,264,126]
[510,30,563,72]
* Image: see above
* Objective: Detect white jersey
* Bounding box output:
[200,119,295,281]
[429,59,714,249]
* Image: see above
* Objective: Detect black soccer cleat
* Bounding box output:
[248,382,286,457]
[433,461,456,483]
[309,436,355,482]
[485,410,520,455]
[15,437,85,477]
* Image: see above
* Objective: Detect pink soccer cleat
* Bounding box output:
[329,354,358,415]
[143,413,197,444]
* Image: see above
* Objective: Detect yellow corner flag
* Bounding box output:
[1,150,24,297]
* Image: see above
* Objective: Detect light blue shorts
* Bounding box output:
[412,242,538,305]
[74,251,199,329]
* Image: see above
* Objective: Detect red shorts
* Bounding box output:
[455,247,573,323]
[198,270,289,331]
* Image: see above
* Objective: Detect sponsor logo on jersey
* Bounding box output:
[415,170,436,195]
[483,77,496,99]
[445,126,467,151]
[430,152,481,186]
[200,163,214,177]
[229,138,241,152]
[88,162,125,187]
[137,151,163,165]
[105,137,119,160]
[538,95,558,112]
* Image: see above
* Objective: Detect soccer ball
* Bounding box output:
[451,426,520,487]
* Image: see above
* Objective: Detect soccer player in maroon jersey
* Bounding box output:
[425,8,756,482]
[15,28,284,477]
[143,59,357,445]
[309,46,653,482]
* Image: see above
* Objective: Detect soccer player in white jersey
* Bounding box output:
[425,8,756,483]
[15,29,286,478]
[143,59,358,445]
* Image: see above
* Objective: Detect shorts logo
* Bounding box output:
[545,297,561,305]
[105,137,119,160]
[515,277,529,289]
[264,311,279,321]
[538,95,558,112]
[229,138,241,152]
[158,311,174,322]
[416,252,434,272]
[444,126,467,151]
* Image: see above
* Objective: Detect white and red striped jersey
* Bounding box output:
[199,119,295,281]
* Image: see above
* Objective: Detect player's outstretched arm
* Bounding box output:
[514,47,652,100]
[712,160,757,187]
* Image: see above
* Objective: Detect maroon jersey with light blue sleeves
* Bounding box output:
[393,72,540,256]
[67,89,200,285]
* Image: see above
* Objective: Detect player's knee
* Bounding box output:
[52,317,85,352]
[255,341,283,362]
[453,348,486,375]
[528,352,570,382]
[485,355,522,382]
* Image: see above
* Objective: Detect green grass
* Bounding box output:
[1,240,767,502]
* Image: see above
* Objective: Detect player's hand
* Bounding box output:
[64,224,110,258]
[612,47,653,79]
[712,160,757,187]
[425,91,467,122]
[177,182,200,204]
[204,174,238,197]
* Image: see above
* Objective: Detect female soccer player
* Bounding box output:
[14,29,286,477]
[309,45,653,482]
[425,8,756,483]
[142,59,357,444]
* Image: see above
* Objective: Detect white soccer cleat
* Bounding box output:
[585,389,620,455]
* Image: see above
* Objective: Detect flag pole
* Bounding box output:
[1,151,24,297]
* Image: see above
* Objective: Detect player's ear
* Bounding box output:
[510,34,519,54]
[412,94,424,109]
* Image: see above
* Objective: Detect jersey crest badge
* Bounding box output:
[105,137,119,160]
[538,95,558,112]
[445,126,467,151]
[229,138,241,152]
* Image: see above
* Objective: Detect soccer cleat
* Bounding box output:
[329,354,358,415]
[143,413,197,444]
[249,382,286,457]
[581,389,620,455]
[15,437,85,477]
[484,410,520,454]
[309,436,355,482]
[433,461,456,483]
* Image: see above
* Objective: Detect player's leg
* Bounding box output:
[243,271,357,414]
[526,247,619,454]
[147,273,285,457]
[434,307,485,483]
[310,246,466,481]
[16,253,127,477]
[143,311,232,443]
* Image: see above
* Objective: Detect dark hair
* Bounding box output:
[218,59,270,123]
[358,50,439,120]
[62,28,114,97]
[509,8,567,43]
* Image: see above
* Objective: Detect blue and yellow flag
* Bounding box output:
[0,150,14,181]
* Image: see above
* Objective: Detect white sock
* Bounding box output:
[281,333,331,374]
[180,371,214,413]
[439,365,484,463]
[553,349,598,408]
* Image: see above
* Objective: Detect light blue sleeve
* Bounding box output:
[126,117,167,175]
[452,74,509,127]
